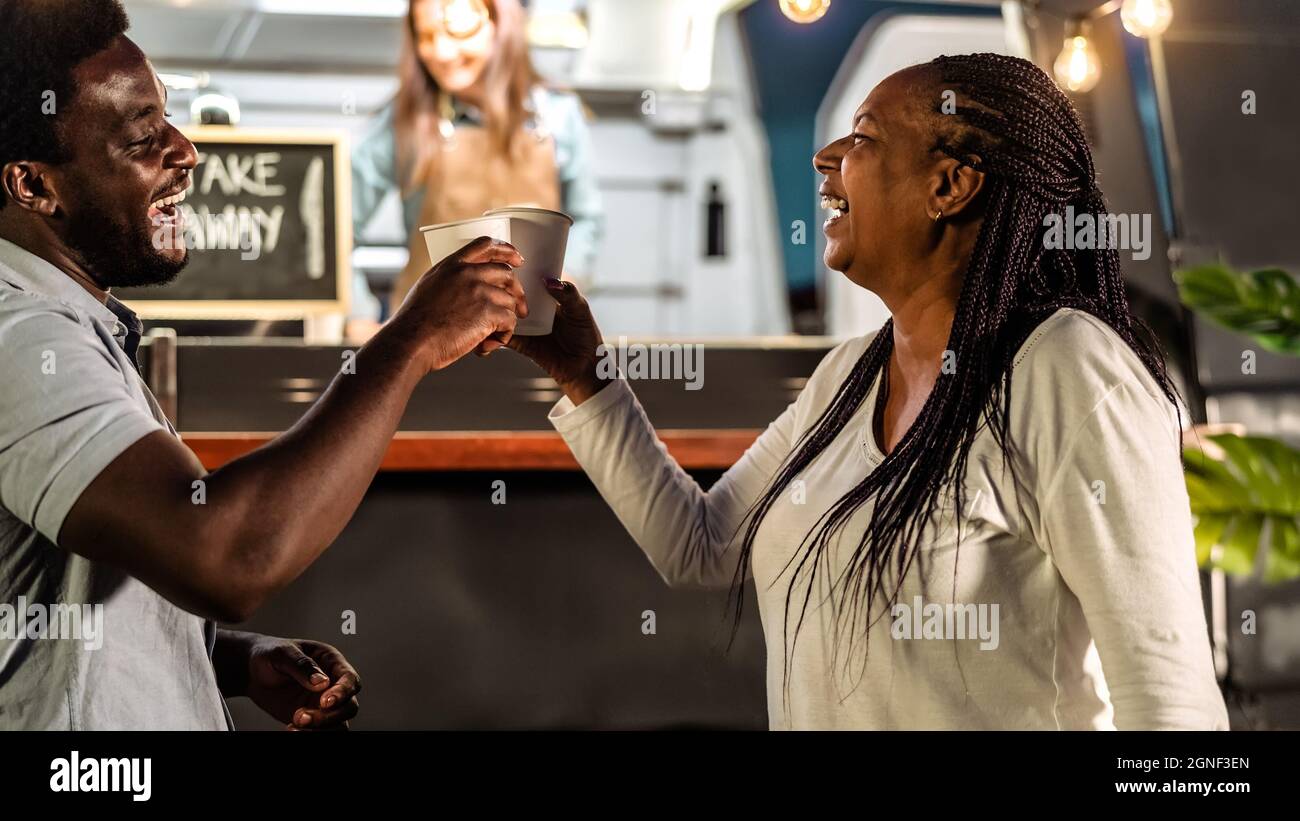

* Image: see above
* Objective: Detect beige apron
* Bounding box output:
[391,125,561,313]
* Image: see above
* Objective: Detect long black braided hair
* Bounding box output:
[729,53,1179,699]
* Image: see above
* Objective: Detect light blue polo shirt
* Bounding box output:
[0,236,229,730]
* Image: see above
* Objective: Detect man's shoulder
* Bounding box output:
[0,281,124,390]
[0,280,98,339]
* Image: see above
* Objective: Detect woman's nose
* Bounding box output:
[433,34,461,62]
[813,138,845,176]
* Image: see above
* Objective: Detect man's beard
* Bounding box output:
[64,202,188,288]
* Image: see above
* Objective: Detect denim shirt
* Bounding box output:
[350,87,604,320]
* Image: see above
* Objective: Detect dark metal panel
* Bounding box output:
[166,341,832,432]
[226,471,769,730]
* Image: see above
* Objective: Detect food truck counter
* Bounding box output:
[142,336,835,470]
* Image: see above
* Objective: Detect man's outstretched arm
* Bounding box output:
[59,237,526,623]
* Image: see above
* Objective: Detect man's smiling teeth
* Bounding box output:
[150,189,187,210]
[821,194,848,219]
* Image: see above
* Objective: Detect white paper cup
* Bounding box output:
[418,215,518,341]
[419,214,512,273]
[482,207,573,336]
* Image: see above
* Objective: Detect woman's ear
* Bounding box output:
[927,154,985,220]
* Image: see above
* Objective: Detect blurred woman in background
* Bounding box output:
[349,0,602,335]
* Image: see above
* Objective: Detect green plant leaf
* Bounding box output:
[1184,433,1300,581]
[1265,519,1300,583]
[1174,264,1300,356]
[1192,512,1228,567]
[1219,516,1261,576]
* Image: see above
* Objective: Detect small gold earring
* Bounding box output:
[932,209,943,222]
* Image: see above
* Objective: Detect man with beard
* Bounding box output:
[0,0,529,729]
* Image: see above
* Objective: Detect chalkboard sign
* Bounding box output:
[116,127,351,318]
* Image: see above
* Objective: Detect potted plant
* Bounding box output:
[1176,263,1300,582]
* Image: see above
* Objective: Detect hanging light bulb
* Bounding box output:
[779,0,830,25]
[1053,22,1102,93]
[1120,0,1174,38]
[191,90,241,126]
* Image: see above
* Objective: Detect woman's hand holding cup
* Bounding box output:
[507,278,609,405]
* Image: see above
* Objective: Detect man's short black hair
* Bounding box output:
[0,0,130,208]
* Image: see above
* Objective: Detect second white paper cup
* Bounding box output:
[483,207,573,336]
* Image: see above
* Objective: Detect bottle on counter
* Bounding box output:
[705,181,727,259]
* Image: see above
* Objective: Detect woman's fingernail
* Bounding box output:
[544,277,563,288]
[296,711,312,726]
[310,673,328,685]
[323,695,336,707]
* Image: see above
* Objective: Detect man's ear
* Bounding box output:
[1,161,61,218]
[926,155,985,220]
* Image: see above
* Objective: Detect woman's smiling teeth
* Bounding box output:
[821,194,849,221]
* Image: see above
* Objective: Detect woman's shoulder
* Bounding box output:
[801,332,878,396]
[1014,307,1123,357]
[352,99,398,162]
[1009,307,1180,432]
[533,86,584,113]
[770,332,877,433]
[532,86,591,134]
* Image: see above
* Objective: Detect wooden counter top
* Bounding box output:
[181,430,764,471]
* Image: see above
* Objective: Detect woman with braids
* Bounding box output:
[509,53,1228,729]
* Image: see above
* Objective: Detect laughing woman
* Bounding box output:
[510,53,1228,729]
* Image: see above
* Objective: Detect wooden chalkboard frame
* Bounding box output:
[126,127,352,319]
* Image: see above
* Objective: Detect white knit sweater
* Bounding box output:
[549,309,1229,729]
